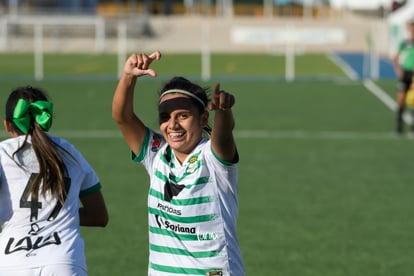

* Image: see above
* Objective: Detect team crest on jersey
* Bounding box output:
[151,134,162,152]
[185,155,199,174]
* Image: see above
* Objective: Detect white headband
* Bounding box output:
[159,89,206,108]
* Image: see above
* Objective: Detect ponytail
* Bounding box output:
[5,86,70,204]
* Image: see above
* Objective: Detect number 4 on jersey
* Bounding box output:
[20,173,71,222]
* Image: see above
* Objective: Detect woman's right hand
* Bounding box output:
[124,51,162,78]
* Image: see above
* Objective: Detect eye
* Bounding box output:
[178,112,190,120]
[159,113,170,123]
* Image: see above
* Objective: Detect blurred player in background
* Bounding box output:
[393,19,414,136]
[0,86,108,276]
[112,51,245,275]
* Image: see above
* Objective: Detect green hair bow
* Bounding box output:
[12,98,54,134]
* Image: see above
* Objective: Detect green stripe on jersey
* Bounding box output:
[132,127,150,162]
[154,169,209,186]
[150,262,221,275]
[155,169,169,182]
[79,183,101,197]
[149,188,214,205]
[149,207,217,223]
[150,244,220,258]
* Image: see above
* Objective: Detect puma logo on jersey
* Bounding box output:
[164,181,185,202]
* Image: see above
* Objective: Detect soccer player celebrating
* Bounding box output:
[0,86,108,275]
[112,51,245,275]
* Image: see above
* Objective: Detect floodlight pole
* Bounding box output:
[285,44,295,82]
[34,24,44,81]
[117,21,127,80]
[201,22,211,81]
[263,0,273,18]
[216,0,233,18]
[303,0,313,19]
[7,0,18,16]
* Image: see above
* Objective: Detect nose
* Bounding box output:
[167,116,179,129]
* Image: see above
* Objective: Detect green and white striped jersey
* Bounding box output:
[134,128,245,276]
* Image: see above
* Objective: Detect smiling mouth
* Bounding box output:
[169,132,185,139]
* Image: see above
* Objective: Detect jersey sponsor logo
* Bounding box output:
[197,232,219,241]
[155,215,196,234]
[4,223,61,256]
[28,222,44,234]
[151,134,162,152]
[157,202,182,216]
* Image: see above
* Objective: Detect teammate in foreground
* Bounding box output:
[0,86,108,276]
[112,51,245,275]
[393,19,414,135]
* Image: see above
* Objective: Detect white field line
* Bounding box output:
[234,130,397,140]
[327,53,412,125]
[363,79,413,125]
[363,79,397,111]
[0,130,400,140]
[327,53,359,81]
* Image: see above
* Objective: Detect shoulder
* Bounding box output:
[48,134,84,162]
[49,134,70,146]
[134,128,165,163]
[148,130,164,152]
[49,135,78,152]
[0,136,26,155]
[198,139,238,165]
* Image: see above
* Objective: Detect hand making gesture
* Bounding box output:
[123,51,162,78]
[208,83,235,111]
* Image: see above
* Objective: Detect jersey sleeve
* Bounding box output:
[79,182,101,197]
[204,140,239,190]
[132,127,165,174]
[53,136,101,196]
[74,153,100,195]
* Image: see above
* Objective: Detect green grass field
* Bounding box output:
[1,53,414,275]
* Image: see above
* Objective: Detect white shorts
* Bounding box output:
[0,264,87,276]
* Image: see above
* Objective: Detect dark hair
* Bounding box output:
[159,77,212,135]
[5,86,69,204]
